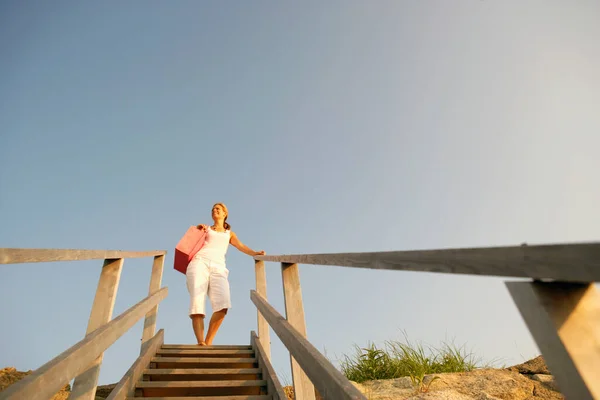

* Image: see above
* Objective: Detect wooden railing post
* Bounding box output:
[507,281,600,400]
[71,258,124,400]
[255,259,271,359]
[140,255,165,354]
[282,262,316,400]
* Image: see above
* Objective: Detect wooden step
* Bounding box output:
[129,396,271,400]
[161,344,252,350]
[136,380,267,397]
[151,357,258,369]
[156,349,254,358]
[143,368,262,381]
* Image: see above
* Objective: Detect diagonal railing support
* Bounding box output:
[506,281,600,400]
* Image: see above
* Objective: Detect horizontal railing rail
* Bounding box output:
[256,242,600,282]
[0,248,166,264]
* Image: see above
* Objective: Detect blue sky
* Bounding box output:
[1,0,599,386]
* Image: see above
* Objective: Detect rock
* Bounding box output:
[350,368,563,400]
[95,383,117,398]
[408,391,476,400]
[530,374,559,392]
[507,356,551,375]
[0,367,30,392]
[0,367,70,400]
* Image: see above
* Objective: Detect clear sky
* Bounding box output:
[1,0,599,387]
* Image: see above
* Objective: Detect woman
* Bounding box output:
[186,202,265,346]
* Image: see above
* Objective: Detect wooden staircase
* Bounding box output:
[129,343,275,400]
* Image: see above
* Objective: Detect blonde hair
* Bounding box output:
[213,203,230,230]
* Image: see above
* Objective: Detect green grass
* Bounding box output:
[340,333,485,383]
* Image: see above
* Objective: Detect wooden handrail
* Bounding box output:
[254,241,600,399]
[255,242,600,282]
[0,287,168,400]
[251,290,366,400]
[1,248,167,400]
[251,331,287,400]
[107,329,165,400]
[0,248,166,264]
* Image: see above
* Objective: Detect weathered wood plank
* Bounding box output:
[141,255,165,354]
[0,287,168,400]
[281,263,314,400]
[71,258,124,400]
[127,397,271,400]
[0,248,167,264]
[161,344,251,350]
[256,242,600,282]
[251,331,287,400]
[137,381,267,388]
[251,290,366,400]
[144,368,261,375]
[143,368,261,381]
[506,281,600,400]
[156,349,254,356]
[136,380,266,397]
[151,357,257,363]
[255,260,271,359]
[106,329,164,400]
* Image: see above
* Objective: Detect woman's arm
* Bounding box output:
[230,231,265,256]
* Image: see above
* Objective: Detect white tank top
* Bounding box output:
[194,227,231,265]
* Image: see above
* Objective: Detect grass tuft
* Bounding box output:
[340,332,483,383]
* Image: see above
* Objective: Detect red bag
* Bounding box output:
[174,226,207,274]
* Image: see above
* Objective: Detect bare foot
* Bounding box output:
[198,341,207,346]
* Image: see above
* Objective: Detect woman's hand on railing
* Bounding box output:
[254,250,266,256]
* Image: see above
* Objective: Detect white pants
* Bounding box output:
[186,257,231,316]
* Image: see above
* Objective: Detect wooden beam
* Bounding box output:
[250,290,366,400]
[255,260,271,359]
[106,329,164,400]
[281,263,314,400]
[255,242,600,282]
[0,248,166,265]
[251,331,287,400]
[506,281,600,400]
[141,255,165,354]
[0,287,168,400]
[71,258,124,400]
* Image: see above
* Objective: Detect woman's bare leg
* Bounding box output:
[205,309,228,345]
[191,314,206,345]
